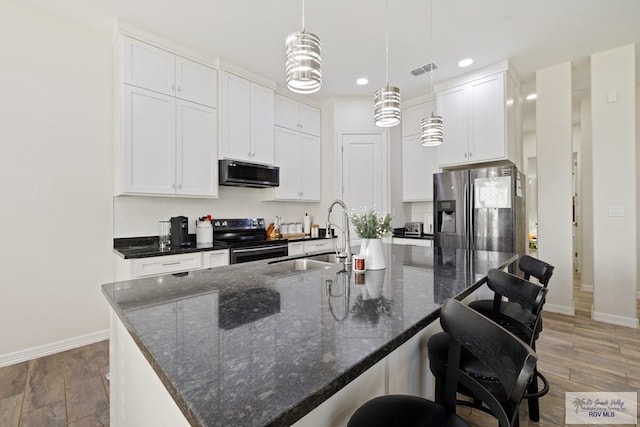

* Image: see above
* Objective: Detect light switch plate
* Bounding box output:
[607,92,618,103]
[608,205,624,217]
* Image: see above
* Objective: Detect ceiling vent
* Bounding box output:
[410,63,438,76]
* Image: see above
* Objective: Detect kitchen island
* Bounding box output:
[102,244,516,426]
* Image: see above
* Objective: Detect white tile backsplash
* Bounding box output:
[113,187,326,238]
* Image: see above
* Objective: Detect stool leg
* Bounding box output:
[527,368,540,422]
[433,373,445,404]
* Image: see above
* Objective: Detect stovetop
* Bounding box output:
[213,217,286,249]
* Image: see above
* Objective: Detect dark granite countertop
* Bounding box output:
[113,235,334,259]
[102,244,516,426]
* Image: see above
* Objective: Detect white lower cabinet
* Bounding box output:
[288,240,335,257]
[392,237,433,247]
[202,249,230,268]
[119,249,230,279]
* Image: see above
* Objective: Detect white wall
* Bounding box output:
[0,1,114,363]
[591,44,638,327]
[536,62,574,315]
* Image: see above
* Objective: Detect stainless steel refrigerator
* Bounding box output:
[433,163,526,256]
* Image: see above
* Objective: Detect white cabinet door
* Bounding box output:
[221,72,252,161]
[437,85,468,166]
[202,249,229,268]
[121,36,175,96]
[303,239,333,254]
[298,103,320,136]
[176,100,218,196]
[132,253,202,278]
[468,73,505,162]
[251,84,275,164]
[300,134,321,200]
[123,85,176,194]
[288,241,304,256]
[274,127,300,199]
[274,94,299,130]
[402,134,438,201]
[175,57,217,107]
[275,94,320,136]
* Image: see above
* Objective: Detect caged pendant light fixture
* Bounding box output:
[421,0,443,146]
[285,0,322,94]
[374,0,401,127]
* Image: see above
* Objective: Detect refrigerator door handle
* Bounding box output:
[469,181,474,250]
[463,182,469,249]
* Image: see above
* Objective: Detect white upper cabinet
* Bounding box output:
[117,34,219,197]
[273,127,321,201]
[435,62,519,168]
[220,71,275,164]
[175,57,218,107]
[401,101,439,201]
[121,35,217,108]
[123,85,176,194]
[176,100,218,196]
[275,95,320,136]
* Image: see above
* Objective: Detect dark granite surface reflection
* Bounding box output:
[102,244,516,426]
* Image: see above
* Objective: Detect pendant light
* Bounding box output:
[421,0,443,146]
[285,0,322,94]
[374,0,401,128]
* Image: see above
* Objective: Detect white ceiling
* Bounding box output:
[24,0,640,131]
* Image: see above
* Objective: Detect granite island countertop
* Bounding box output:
[102,244,516,426]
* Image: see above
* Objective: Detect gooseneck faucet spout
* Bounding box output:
[326,199,352,264]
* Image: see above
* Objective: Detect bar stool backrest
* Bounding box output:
[440,299,538,427]
[519,255,554,287]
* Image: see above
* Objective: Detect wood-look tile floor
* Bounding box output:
[0,278,637,427]
[0,340,109,427]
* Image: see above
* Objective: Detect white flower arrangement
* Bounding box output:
[349,207,392,239]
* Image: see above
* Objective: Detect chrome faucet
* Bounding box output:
[326,199,352,264]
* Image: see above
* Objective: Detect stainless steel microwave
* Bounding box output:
[219,159,279,188]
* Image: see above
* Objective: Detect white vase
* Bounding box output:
[362,238,385,270]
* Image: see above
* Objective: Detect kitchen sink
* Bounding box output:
[270,258,334,271]
[304,253,341,263]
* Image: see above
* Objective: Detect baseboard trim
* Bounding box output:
[580,284,593,292]
[544,303,575,316]
[592,311,639,328]
[0,330,109,368]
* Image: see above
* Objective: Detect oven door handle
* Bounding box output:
[232,245,288,254]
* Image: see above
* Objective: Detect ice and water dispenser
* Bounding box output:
[436,200,456,233]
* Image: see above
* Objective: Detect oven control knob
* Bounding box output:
[221,221,227,227]
[258,219,264,226]
[252,219,258,226]
[214,221,221,227]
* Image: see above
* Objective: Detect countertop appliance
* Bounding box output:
[433,163,525,256]
[403,222,424,237]
[213,218,288,264]
[219,159,279,188]
[170,216,190,247]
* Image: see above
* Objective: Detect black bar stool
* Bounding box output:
[468,255,554,421]
[428,269,548,425]
[348,298,538,427]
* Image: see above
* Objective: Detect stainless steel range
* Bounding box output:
[213,218,288,264]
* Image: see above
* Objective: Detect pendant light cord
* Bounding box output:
[302,0,305,31]
[429,0,435,112]
[385,0,389,85]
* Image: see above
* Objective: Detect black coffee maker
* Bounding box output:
[170,216,190,247]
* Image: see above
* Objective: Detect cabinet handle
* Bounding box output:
[178,183,182,189]
[464,153,468,158]
[171,84,175,92]
[162,261,182,266]
[177,85,181,93]
[248,152,252,157]
[172,183,175,189]
[469,152,472,158]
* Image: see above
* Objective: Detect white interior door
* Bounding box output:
[341,132,386,242]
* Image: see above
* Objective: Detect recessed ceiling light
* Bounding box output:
[356,77,369,86]
[526,93,537,101]
[458,58,473,68]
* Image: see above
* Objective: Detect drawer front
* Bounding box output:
[132,253,203,278]
[288,242,304,256]
[203,250,230,268]
[304,240,334,254]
